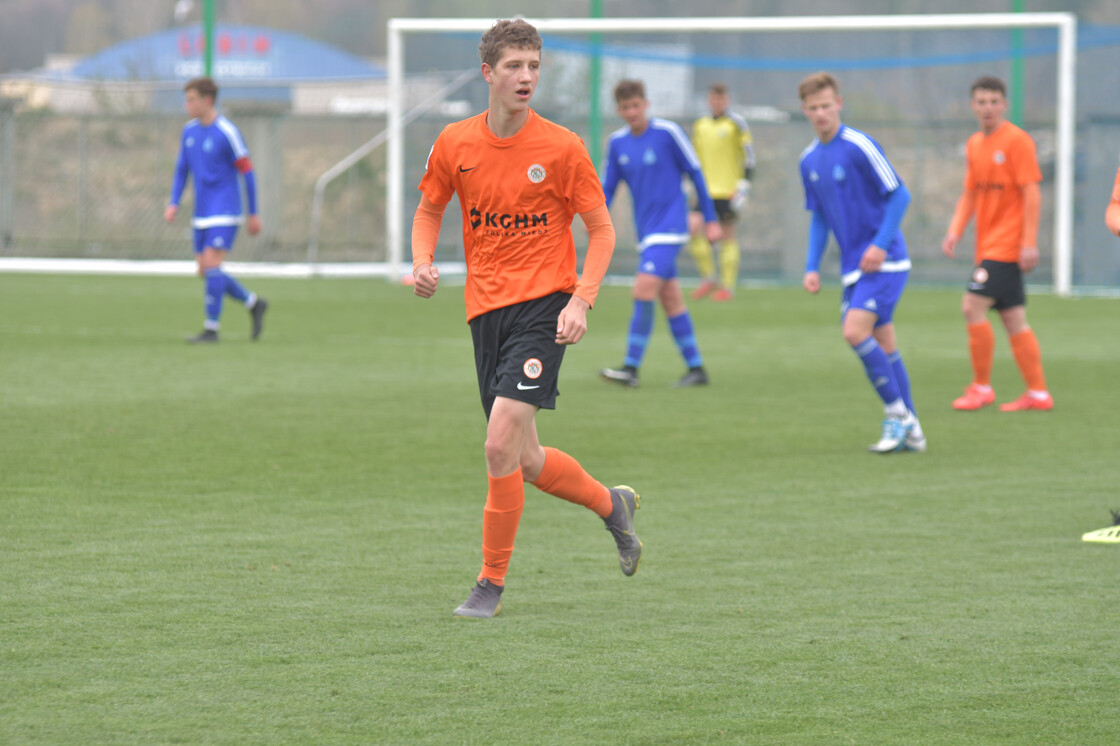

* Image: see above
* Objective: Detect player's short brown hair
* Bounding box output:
[970,76,1006,97]
[614,79,646,103]
[478,18,542,68]
[184,76,218,101]
[798,72,839,101]
[709,83,728,96]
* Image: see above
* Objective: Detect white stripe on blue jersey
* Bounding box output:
[193,214,244,229]
[651,118,703,171]
[840,127,899,191]
[215,116,250,160]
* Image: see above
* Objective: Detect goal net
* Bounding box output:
[386,14,1099,295]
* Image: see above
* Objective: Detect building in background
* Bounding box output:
[2,26,394,115]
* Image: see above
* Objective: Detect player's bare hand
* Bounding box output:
[860,245,886,273]
[556,295,590,345]
[413,263,439,298]
[1019,246,1039,273]
[941,233,959,258]
[246,215,262,236]
[705,221,723,243]
[802,271,821,294]
[164,205,178,224]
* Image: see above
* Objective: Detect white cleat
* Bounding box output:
[868,416,913,454]
[902,429,927,452]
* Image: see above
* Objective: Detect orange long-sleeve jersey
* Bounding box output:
[415,109,612,322]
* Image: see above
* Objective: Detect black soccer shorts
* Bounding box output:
[469,291,570,419]
[966,259,1026,310]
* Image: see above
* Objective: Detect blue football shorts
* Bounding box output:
[841,270,909,327]
[637,243,683,280]
[192,225,240,254]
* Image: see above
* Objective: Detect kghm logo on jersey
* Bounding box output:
[469,206,550,236]
[203,137,213,152]
[527,164,546,183]
[832,164,846,181]
[809,170,819,182]
[523,358,543,379]
[643,148,657,165]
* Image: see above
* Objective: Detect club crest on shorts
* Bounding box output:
[523,358,543,379]
[527,164,546,183]
[972,266,989,285]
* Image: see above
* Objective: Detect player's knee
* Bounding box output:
[842,327,866,347]
[483,437,519,473]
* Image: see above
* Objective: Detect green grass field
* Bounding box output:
[2,273,1118,745]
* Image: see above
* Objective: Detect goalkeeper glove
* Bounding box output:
[731,179,751,211]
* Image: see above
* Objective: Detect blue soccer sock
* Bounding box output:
[204,267,225,329]
[668,311,703,369]
[888,350,916,415]
[222,270,252,305]
[623,299,655,369]
[853,336,904,412]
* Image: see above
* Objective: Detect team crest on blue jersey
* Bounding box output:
[186,136,194,147]
[643,148,657,165]
[527,164,546,183]
[809,170,819,182]
[832,164,846,181]
[619,154,630,165]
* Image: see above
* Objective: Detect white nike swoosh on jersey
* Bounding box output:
[517,382,540,390]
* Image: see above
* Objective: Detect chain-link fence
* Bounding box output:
[0,101,387,264]
[2,85,1119,290]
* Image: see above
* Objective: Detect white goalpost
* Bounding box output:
[386,13,1078,296]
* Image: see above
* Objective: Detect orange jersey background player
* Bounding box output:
[942,76,1052,413]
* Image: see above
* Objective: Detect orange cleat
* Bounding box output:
[999,392,1054,412]
[712,288,733,302]
[952,384,996,411]
[691,280,718,300]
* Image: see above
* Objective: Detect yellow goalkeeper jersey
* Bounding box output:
[691,112,755,199]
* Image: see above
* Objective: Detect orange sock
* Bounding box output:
[967,321,995,386]
[530,447,612,518]
[1009,329,1048,392]
[479,469,525,586]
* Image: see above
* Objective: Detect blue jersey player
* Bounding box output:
[599,79,722,388]
[165,77,267,343]
[798,72,925,453]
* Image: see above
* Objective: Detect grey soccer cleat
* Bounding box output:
[187,329,219,344]
[600,365,640,388]
[453,578,503,618]
[250,297,269,341]
[604,485,642,576]
[672,367,710,387]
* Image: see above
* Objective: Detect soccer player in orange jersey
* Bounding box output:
[942,76,1053,412]
[1105,162,1120,236]
[411,19,641,619]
